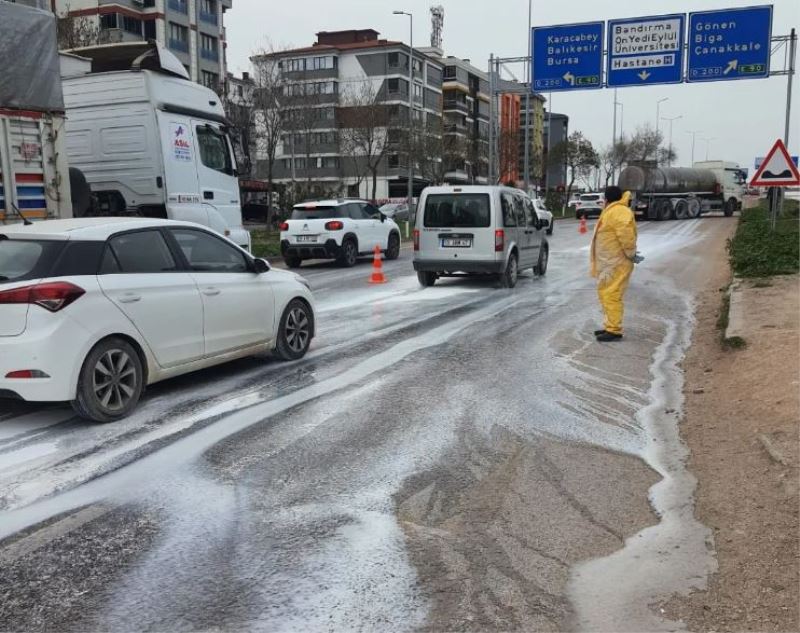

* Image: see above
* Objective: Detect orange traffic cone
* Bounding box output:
[369,245,387,284]
[579,216,588,234]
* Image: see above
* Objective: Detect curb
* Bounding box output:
[725,278,745,340]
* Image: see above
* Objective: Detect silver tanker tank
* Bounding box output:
[618,166,718,194]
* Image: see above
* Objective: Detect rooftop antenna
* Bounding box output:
[430,5,444,49]
[11,203,33,226]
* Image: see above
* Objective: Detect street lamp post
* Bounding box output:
[655,97,669,136]
[660,115,682,166]
[702,137,715,161]
[686,130,702,165]
[393,10,413,221]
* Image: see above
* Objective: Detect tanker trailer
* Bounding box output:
[618,162,745,221]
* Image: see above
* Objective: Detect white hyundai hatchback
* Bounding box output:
[0,218,315,422]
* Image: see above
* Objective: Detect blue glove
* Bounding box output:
[631,252,645,264]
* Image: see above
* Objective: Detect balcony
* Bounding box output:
[168,0,188,13]
[169,38,189,53]
[443,100,468,114]
[199,10,218,25]
[201,48,220,62]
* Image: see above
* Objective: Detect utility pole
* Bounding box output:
[488,54,494,183]
[686,130,701,166]
[523,0,532,191]
[393,11,414,218]
[655,97,668,136]
[661,115,682,166]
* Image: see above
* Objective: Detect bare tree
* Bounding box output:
[548,131,599,206]
[222,78,255,178]
[338,82,390,201]
[250,48,288,224]
[56,6,101,49]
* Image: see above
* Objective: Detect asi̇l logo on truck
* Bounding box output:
[171,123,192,162]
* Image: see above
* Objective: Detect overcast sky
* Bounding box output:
[226,0,800,172]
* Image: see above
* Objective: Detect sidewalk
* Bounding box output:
[666,274,800,631]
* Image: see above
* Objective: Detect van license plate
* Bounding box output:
[296,235,318,243]
[442,238,471,248]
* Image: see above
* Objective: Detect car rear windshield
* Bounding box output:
[291,206,345,220]
[0,238,65,284]
[423,194,491,228]
[580,194,601,201]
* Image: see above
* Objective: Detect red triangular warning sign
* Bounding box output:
[751,139,800,187]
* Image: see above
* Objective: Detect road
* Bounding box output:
[0,216,734,632]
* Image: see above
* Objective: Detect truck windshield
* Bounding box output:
[0,239,64,284]
[424,194,490,228]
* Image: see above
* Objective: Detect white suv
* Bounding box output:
[280,199,401,268]
[0,218,315,422]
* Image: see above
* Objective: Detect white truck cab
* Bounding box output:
[60,43,249,250]
[693,160,746,210]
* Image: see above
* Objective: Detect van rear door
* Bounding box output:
[157,112,209,227]
[192,120,243,237]
[419,191,494,263]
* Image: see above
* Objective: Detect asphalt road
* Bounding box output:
[0,216,735,632]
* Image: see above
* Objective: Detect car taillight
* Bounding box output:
[325,221,344,231]
[279,222,289,231]
[495,229,505,252]
[413,229,420,251]
[0,281,85,312]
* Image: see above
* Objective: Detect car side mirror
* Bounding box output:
[380,213,386,223]
[253,258,270,273]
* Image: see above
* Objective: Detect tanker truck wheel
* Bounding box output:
[674,199,689,220]
[724,198,737,217]
[687,198,701,219]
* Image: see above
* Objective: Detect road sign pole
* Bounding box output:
[611,88,617,181]
[524,0,532,191]
[779,28,797,223]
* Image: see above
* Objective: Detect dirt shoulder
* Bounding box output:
[666,274,800,631]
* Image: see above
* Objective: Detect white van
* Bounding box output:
[413,185,549,288]
[61,43,250,250]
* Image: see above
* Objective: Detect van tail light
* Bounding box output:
[325,220,344,231]
[279,222,289,231]
[0,281,85,312]
[494,229,505,252]
[413,229,420,251]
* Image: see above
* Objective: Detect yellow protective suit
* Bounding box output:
[590,192,637,335]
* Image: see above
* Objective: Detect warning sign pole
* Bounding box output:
[778,28,797,227]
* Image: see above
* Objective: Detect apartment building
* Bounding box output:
[257,29,444,201]
[53,0,232,91]
[426,53,490,184]
[518,92,546,188]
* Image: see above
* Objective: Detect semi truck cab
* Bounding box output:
[60,43,249,250]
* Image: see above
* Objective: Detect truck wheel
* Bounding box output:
[724,198,737,217]
[687,198,701,219]
[417,271,436,287]
[69,167,93,218]
[674,200,689,220]
[657,199,674,221]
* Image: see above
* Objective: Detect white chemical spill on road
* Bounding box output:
[0,441,59,473]
[0,290,528,540]
[567,283,716,632]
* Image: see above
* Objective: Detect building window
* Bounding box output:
[99,13,117,29]
[387,78,408,95]
[168,23,189,53]
[144,19,156,39]
[122,15,142,36]
[312,56,335,70]
[319,157,339,169]
[295,158,306,170]
[200,34,219,62]
[413,83,423,104]
[284,58,306,73]
[201,70,220,91]
[388,52,408,69]
[443,66,457,80]
[388,154,400,168]
[168,0,188,13]
[199,0,218,24]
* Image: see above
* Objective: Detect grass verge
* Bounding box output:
[728,202,799,277]
[250,229,281,259]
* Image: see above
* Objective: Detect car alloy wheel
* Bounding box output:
[93,349,137,411]
[285,305,310,355]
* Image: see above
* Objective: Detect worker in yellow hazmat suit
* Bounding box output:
[590,186,639,341]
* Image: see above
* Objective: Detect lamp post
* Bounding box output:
[686,129,702,165]
[393,10,413,219]
[655,97,669,136]
[660,114,682,166]
[702,137,715,161]
[523,0,532,191]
